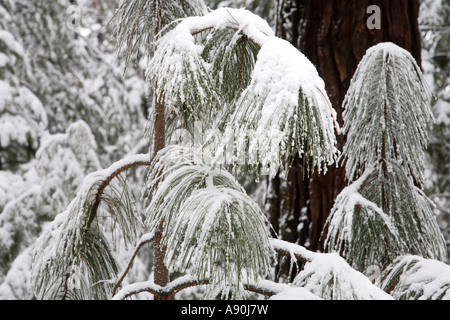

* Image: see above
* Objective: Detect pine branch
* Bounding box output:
[342,42,433,185]
[88,157,152,229]
[112,275,292,300]
[380,255,450,300]
[143,145,274,299]
[32,154,152,299]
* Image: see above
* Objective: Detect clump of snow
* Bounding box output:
[293,253,393,300]
[214,23,338,177]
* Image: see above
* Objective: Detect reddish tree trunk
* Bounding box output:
[269,0,422,277]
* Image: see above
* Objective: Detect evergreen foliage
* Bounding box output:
[113,0,207,65]
[324,42,448,273]
[31,4,341,300]
[31,154,148,299]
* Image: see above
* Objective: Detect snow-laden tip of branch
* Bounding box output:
[31,154,151,299]
[324,161,448,273]
[146,7,273,108]
[143,145,274,299]
[322,170,401,273]
[342,42,433,185]
[294,253,393,300]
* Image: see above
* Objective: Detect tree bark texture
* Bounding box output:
[270,0,422,278]
[151,91,170,299]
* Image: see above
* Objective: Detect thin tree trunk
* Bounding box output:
[270,0,422,277]
[151,0,170,299]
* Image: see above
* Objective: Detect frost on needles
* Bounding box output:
[324,42,448,274]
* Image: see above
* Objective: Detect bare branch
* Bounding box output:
[113,232,155,296]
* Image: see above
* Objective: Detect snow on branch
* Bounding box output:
[270,238,320,263]
[293,253,393,300]
[271,234,393,299]
[223,36,338,176]
[380,255,450,300]
[146,8,338,178]
[111,238,393,300]
[31,154,151,299]
[323,168,401,272]
[112,275,209,300]
[112,275,295,300]
[146,7,274,110]
[327,42,448,274]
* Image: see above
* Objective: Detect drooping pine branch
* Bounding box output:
[342,42,433,186]
[32,154,151,299]
[323,42,447,274]
[380,255,450,300]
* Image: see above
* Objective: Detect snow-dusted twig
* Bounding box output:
[113,232,155,296]
[87,154,152,228]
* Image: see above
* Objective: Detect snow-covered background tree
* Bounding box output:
[0,0,449,300]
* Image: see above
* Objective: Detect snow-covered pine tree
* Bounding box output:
[31,3,366,300]
[30,0,448,301]
[324,42,448,274]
